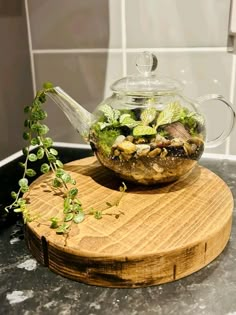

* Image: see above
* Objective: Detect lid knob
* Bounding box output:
[136,52,158,76]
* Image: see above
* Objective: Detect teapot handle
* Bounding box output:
[196,94,235,148]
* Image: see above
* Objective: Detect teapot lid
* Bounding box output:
[111,52,183,95]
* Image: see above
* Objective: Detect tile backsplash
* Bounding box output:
[28,0,121,49]
[126,0,231,48]
[0,0,33,160]
[1,0,236,160]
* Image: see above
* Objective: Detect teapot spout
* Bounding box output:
[47,87,94,142]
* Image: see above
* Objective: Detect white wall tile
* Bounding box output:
[126,0,231,48]
[28,0,122,49]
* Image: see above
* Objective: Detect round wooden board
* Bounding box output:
[25,156,233,288]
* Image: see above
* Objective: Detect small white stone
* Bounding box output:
[90,302,101,310]
[6,290,34,304]
[136,144,150,157]
[17,259,37,271]
[136,144,150,153]
[10,237,21,244]
[113,135,125,145]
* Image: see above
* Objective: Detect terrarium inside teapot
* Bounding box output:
[48,52,235,185]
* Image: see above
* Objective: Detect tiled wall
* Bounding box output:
[0,0,33,160]
[25,1,236,155]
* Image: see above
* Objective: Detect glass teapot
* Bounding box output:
[48,52,235,185]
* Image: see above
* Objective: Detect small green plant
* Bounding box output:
[96,102,204,138]
[5,82,82,232]
[98,104,139,130]
[5,83,126,235]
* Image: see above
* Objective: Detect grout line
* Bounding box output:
[32,47,228,54]
[125,47,227,53]
[33,48,122,54]
[121,0,127,76]
[226,53,236,155]
[24,0,36,95]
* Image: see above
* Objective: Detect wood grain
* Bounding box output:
[25,156,233,288]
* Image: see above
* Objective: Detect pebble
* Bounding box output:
[170,138,184,147]
[126,135,134,143]
[148,147,161,158]
[113,135,126,146]
[152,163,164,173]
[136,144,150,156]
[120,152,132,161]
[117,141,137,154]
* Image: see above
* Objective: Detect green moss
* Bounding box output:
[91,123,121,156]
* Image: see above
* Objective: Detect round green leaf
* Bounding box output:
[37,147,44,159]
[94,211,102,220]
[61,173,71,183]
[73,204,82,213]
[11,191,17,199]
[18,178,28,187]
[68,188,78,199]
[24,106,31,113]
[39,94,46,103]
[22,147,29,155]
[24,119,30,128]
[40,163,50,173]
[49,148,58,156]
[42,137,53,148]
[26,169,36,177]
[33,99,41,106]
[31,123,39,132]
[39,110,47,120]
[74,199,82,206]
[73,212,85,224]
[56,160,63,168]
[56,169,65,178]
[56,224,69,234]
[63,197,71,212]
[64,213,74,222]
[18,162,25,169]
[30,111,41,120]
[23,132,30,140]
[17,198,26,206]
[38,124,49,136]
[52,178,62,188]
[28,153,37,162]
[31,137,39,146]
[50,217,59,229]
[14,208,23,213]
[43,82,53,89]
[20,186,29,193]
[48,154,56,163]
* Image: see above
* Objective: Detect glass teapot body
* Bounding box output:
[49,52,235,185]
[89,91,206,185]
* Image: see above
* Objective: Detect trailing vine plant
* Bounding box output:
[5,82,126,235]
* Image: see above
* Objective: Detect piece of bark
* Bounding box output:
[164,122,191,141]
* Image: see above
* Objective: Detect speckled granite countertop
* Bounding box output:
[0,148,236,315]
